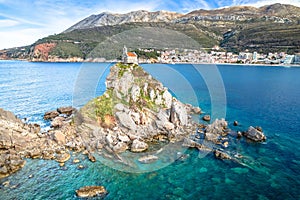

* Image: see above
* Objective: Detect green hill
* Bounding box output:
[1,3,299,61]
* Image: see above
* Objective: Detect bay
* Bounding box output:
[0,61,299,199]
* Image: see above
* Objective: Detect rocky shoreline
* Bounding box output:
[0,63,266,197]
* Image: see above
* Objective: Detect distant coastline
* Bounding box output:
[1,59,300,67]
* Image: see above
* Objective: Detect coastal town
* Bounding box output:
[136,46,300,65]
[1,45,299,65]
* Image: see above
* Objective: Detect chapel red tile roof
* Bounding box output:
[127,52,137,57]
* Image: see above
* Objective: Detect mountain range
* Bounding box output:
[1,3,299,61]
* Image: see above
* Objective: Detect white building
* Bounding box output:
[283,55,295,64]
[294,54,300,64]
[122,46,138,64]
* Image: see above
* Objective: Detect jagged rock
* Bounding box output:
[107,69,134,96]
[114,103,125,111]
[182,138,213,152]
[57,106,74,116]
[255,126,263,132]
[29,149,42,159]
[28,123,41,134]
[223,141,229,148]
[138,155,158,164]
[53,131,66,145]
[233,121,239,126]
[192,107,201,114]
[149,89,156,101]
[73,158,80,164]
[214,150,231,160]
[162,90,173,108]
[76,186,107,198]
[118,133,130,143]
[170,99,188,126]
[203,119,228,143]
[43,110,59,120]
[0,108,78,177]
[88,153,96,162]
[243,126,266,142]
[131,85,140,102]
[0,108,19,122]
[116,111,137,130]
[105,133,117,147]
[164,122,175,130]
[55,152,71,163]
[155,91,163,105]
[131,139,148,152]
[237,131,242,138]
[157,109,169,123]
[202,115,211,121]
[204,132,219,143]
[130,112,140,125]
[51,117,65,128]
[0,152,25,178]
[205,119,228,135]
[113,142,128,153]
[143,83,148,96]
[77,165,85,170]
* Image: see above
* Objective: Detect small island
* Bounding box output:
[0,62,266,186]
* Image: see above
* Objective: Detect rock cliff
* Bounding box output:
[31,43,57,62]
[78,63,200,155]
[64,10,183,32]
[0,107,78,178]
[65,4,300,32]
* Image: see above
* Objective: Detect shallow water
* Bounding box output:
[0,61,299,199]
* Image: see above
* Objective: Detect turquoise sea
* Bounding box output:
[0,60,299,199]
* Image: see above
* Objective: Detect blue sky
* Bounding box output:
[0,0,300,49]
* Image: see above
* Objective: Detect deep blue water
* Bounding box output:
[0,61,299,199]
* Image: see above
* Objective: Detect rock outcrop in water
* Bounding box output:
[0,108,38,178]
[0,63,201,177]
[0,63,268,178]
[76,63,200,156]
[243,126,266,142]
[0,107,78,178]
[76,186,107,198]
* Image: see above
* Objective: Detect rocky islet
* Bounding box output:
[0,63,267,195]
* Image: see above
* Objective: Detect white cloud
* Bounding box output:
[0,0,165,49]
[196,0,212,10]
[231,0,300,7]
[91,0,161,14]
[0,28,48,49]
[0,19,19,27]
[257,0,300,7]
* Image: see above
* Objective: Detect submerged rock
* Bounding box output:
[214,150,231,160]
[138,155,158,164]
[76,186,107,198]
[243,126,266,142]
[130,139,148,152]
